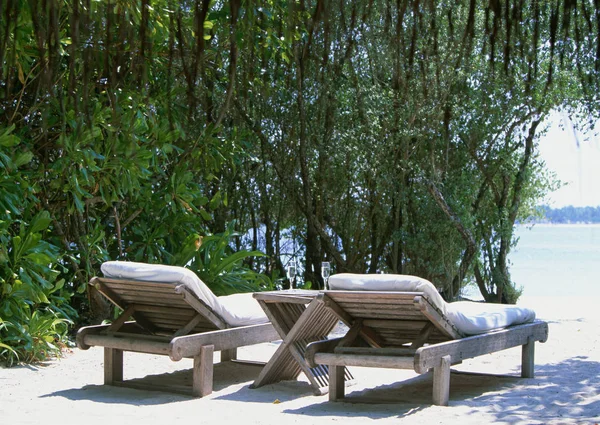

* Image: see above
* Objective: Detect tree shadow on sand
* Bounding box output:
[281,356,600,423]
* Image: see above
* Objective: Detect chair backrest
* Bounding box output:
[323,290,463,347]
[91,277,227,335]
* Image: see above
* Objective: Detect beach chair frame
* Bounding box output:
[76,277,279,397]
[305,291,549,405]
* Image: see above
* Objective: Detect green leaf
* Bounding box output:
[29,211,52,233]
[13,151,33,167]
[0,125,18,147]
[209,191,222,210]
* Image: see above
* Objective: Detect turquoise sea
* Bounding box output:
[508,224,600,297]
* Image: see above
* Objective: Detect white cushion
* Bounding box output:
[327,273,536,335]
[445,301,536,335]
[100,261,268,327]
[328,273,448,317]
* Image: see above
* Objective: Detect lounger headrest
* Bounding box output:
[328,273,447,315]
[328,273,536,335]
[100,261,268,327]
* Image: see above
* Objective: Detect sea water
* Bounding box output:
[510,224,600,297]
[460,224,600,300]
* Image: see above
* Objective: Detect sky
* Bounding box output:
[537,112,600,208]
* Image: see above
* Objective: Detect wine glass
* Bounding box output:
[321,261,331,290]
[287,260,297,289]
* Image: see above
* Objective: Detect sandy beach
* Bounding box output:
[1,295,599,425]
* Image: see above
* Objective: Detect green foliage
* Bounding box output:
[185,222,273,296]
[0,0,599,367]
[0,130,75,366]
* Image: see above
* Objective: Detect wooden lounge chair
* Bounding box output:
[76,262,280,397]
[304,274,549,406]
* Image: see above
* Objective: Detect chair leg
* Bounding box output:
[221,348,237,362]
[329,365,345,401]
[432,355,451,406]
[104,348,123,385]
[521,337,535,378]
[192,344,214,397]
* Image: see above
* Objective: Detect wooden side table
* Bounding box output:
[250,290,354,395]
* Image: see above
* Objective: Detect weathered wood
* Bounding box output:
[334,347,417,356]
[313,352,414,369]
[98,331,172,342]
[305,337,346,368]
[414,296,462,339]
[175,286,228,330]
[132,304,199,317]
[432,355,451,406]
[221,348,237,362]
[193,345,214,397]
[93,277,177,288]
[104,348,123,384]
[415,321,549,373]
[361,319,431,330]
[251,292,354,395]
[93,281,133,308]
[320,295,355,326]
[278,299,341,394]
[254,293,316,304]
[170,323,279,361]
[323,291,424,301]
[77,322,150,349]
[410,322,435,349]
[173,313,209,337]
[81,276,283,397]
[100,287,185,299]
[329,365,345,401]
[107,305,137,333]
[87,334,172,356]
[521,337,535,378]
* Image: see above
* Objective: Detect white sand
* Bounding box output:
[1,296,599,425]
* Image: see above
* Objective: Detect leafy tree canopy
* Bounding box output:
[1,0,598,363]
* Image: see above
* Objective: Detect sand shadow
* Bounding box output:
[42,360,265,405]
[282,357,600,422]
[214,379,317,403]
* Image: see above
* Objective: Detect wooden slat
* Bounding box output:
[106,292,188,304]
[325,291,425,301]
[101,284,181,296]
[134,312,196,323]
[84,334,172,356]
[176,287,228,330]
[94,277,178,290]
[333,347,417,356]
[170,323,279,361]
[107,305,137,333]
[133,304,198,317]
[174,314,210,337]
[414,296,462,339]
[415,321,549,373]
[254,293,315,304]
[313,352,414,369]
[251,294,354,395]
[361,319,430,330]
[336,310,427,320]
